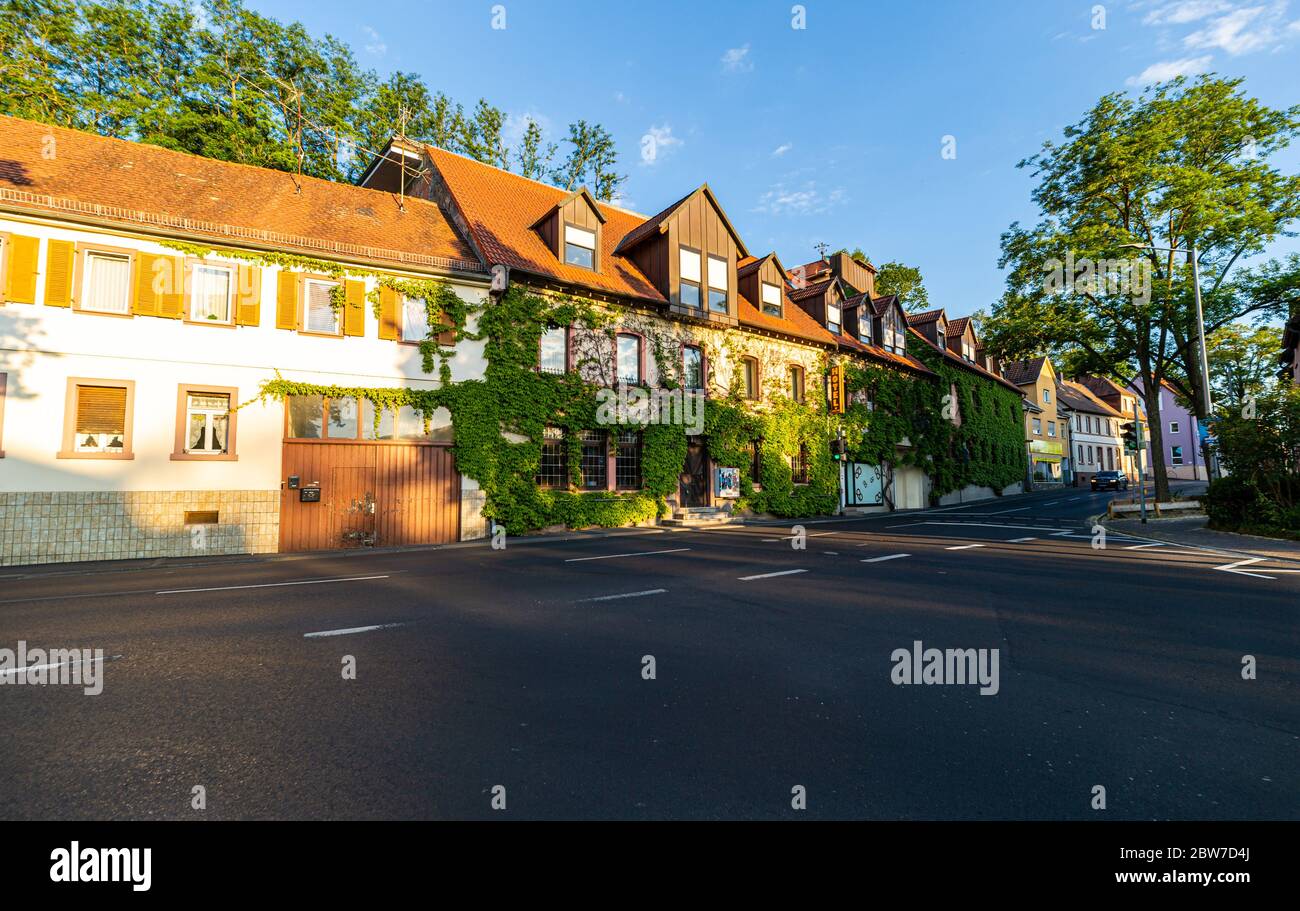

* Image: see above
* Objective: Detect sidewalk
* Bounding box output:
[1105,514,1300,566]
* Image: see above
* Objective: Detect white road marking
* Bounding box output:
[304,622,405,638]
[989,507,1031,514]
[1007,537,1037,543]
[564,548,691,563]
[903,521,1063,532]
[576,589,667,602]
[1123,543,1167,550]
[158,574,390,594]
[862,553,910,563]
[945,544,986,551]
[1213,558,1274,580]
[738,569,808,581]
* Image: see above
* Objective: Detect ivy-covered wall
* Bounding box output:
[251,277,1025,531]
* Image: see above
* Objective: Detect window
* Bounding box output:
[826,301,842,334]
[1171,445,1184,465]
[1042,387,1051,404]
[303,278,341,334]
[537,426,567,488]
[1087,445,1093,464]
[60,378,134,459]
[962,342,974,361]
[0,372,6,458]
[791,443,809,485]
[564,224,596,270]
[81,251,132,314]
[540,326,567,374]
[190,264,233,323]
[707,255,728,313]
[172,387,238,460]
[1107,448,1115,470]
[858,312,873,345]
[616,333,641,384]
[285,396,364,440]
[401,294,430,342]
[679,247,701,309]
[579,429,607,489]
[1077,445,1084,464]
[742,356,759,400]
[1169,421,1180,435]
[362,401,453,443]
[1048,420,1056,438]
[789,365,804,403]
[682,345,704,390]
[1032,418,1042,436]
[760,281,782,317]
[616,431,642,489]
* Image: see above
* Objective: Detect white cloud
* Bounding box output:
[362,26,387,57]
[751,181,847,216]
[720,44,753,73]
[772,142,793,157]
[640,124,683,166]
[1184,5,1280,53]
[1125,54,1214,84]
[1143,0,1233,25]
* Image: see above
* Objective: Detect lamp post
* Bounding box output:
[1121,240,1215,479]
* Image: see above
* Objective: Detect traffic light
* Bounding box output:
[830,436,846,461]
[1121,422,1138,452]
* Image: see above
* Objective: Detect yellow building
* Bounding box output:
[1003,357,1067,483]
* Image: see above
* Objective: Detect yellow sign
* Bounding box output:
[828,364,846,415]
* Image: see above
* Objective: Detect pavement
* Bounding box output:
[1106,515,1300,566]
[1,484,1296,821]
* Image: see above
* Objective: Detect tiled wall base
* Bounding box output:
[0,490,279,566]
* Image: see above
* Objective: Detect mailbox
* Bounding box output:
[287,475,300,489]
[299,486,321,503]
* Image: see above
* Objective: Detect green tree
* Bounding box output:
[514,118,556,182]
[552,119,626,201]
[1205,321,1280,408]
[982,75,1300,501]
[835,248,929,309]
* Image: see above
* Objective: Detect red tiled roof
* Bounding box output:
[787,278,833,302]
[945,316,971,337]
[736,291,837,347]
[906,308,945,325]
[835,332,935,376]
[909,328,1025,393]
[0,115,481,272]
[1001,357,1047,387]
[425,145,663,301]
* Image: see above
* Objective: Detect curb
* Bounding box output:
[1099,518,1300,567]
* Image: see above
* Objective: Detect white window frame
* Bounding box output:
[401,293,431,343]
[1048,420,1056,438]
[706,255,728,313]
[760,281,782,317]
[826,301,841,334]
[539,326,567,374]
[189,262,235,324]
[1032,418,1042,436]
[679,247,702,309]
[303,278,342,335]
[1042,387,1051,404]
[184,392,231,455]
[1171,445,1184,465]
[563,224,597,270]
[81,251,133,315]
[1169,421,1179,435]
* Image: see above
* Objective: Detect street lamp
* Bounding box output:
[1121,240,1215,478]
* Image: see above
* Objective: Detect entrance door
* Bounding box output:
[331,466,377,547]
[680,436,709,507]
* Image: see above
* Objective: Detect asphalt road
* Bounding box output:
[1,484,1295,820]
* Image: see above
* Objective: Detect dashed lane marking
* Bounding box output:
[738,569,808,581]
[862,553,910,563]
[945,544,986,551]
[576,589,667,602]
[158,575,390,594]
[564,548,691,563]
[304,622,405,639]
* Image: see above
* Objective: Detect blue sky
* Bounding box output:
[257,0,1300,315]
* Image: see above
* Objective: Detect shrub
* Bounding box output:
[1203,475,1281,530]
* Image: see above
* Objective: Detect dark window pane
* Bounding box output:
[682,347,703,389]
[708,288,728,313]
[680,281,701,309]
[326,397,358,439]
[579,429,607,489]
[287,395,324,439]
[537,426,567,488]
[616,430,641,489]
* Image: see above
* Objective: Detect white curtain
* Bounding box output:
[84,254,131,314]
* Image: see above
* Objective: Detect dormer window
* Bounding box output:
[760,281,782,317]
[679,247,702,309]
[826,301,841,335]
[859,314,873,345]
[935,319,945,339]
[962,341,974,362]
[564,224,597,270]
[707,255,728,313]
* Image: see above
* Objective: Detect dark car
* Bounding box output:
[1091,470,1129,491]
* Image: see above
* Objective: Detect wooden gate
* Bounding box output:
[279,441,460,552]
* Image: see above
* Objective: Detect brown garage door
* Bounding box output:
[279,441,460,552]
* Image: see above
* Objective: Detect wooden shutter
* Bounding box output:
[75,385,127,433]
[235,264,261,326]
[44,239,75,307]
[276,271,301,330]
[343,279,365,337]
[378,285,399,340]
[435,305,455,345]
[158,255,184,318]
[2,234,39,304]
[133,253,162,316]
